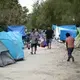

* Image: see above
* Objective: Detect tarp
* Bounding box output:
[52,25,77,30]
[52,25,77,40]
[8,25,26,37]
[0,32,24,60]
[60,30,77,40]
[59,25,77,30]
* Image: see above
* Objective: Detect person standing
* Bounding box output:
[66,33,74,62]
[45,27,54,49]
[35,28,40,47]
[30,28,40,54]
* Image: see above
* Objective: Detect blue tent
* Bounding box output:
[60,30,77,41]
[59,25,77,40]
[0,32,24,60]
[7,31,24,49]
[8,25,26,37]
[52,25,77,30]
[52,25,77,40]
[59,25,77,30]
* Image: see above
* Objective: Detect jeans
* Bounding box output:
[67,48,74,62]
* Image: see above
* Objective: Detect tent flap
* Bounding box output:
[0,51,15,67]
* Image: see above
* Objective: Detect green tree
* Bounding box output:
[0,0,28,30]
[27,0,80,29]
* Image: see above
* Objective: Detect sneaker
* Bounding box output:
[34,52,36,54]
[28,48,30,49]
[72,59,74,62]
[67,59,70,62]
[31,52,33,55]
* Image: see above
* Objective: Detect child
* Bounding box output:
[66,33,74,62]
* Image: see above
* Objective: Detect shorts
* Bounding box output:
[31,43,37,48]
[47,39,52,44]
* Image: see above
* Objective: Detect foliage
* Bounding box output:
[0,0,28,30]
[27,0,80,29]
[1,0,80,30]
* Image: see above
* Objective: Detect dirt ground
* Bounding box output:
[0,40,80,80]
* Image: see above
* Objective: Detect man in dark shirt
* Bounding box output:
[45,27,54,49]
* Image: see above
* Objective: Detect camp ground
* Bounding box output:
[1,0,80,79]
[0,25,80,80]
[0,24,79,68]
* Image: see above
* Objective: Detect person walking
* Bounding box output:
[66,33,74,62]
[35,28,40,47]
[45,27,54,49]
[30,28,40,54]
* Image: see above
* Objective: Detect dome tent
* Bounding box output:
[0,32,24,61]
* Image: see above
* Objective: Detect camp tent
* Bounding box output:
[7,25,26,37]
[0,41,15,67]
[60,29,77,41]
[52,25,77,40]
[0,32,24,61]
[7,31,24,49]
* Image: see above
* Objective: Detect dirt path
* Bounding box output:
[0,40,80,80]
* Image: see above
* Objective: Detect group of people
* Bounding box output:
[26,27,54,54]
[26,27,75,62]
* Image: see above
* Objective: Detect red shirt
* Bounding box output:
[66,36,74,48]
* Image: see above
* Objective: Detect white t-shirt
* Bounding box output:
[30,32,39,44]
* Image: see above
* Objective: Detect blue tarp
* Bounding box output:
[60,30,77,40]
[52,25,77,40]
[52,25,77,30]
[59,25,77,30]
[8,25,26,37]
[59,25,77,40]
[0,32,24,60]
